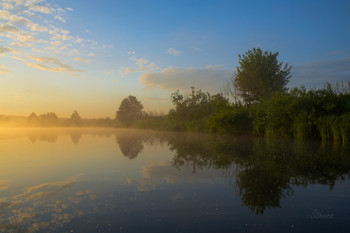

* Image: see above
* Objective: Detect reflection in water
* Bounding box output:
[70,132,82,144]
[0,176,86,233]
[116,132,144,159]
[166,134,350,215]
[28,134,58,143]
[0,128,349,232]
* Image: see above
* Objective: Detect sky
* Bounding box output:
[0,0,349,118]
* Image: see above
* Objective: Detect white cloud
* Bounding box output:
[49,27,70,35]
[205,64,224,70]
[0,0,103,77]
[44,45,55,50]
[0,64,10,73]
[8,15,48,32]
[1,3,14,9]
[75,36,84,43]
[167,48,180,56]
[74,57,90,63]
[8,31,36,47]
[136,58,148,66]
[0,23,19,34]
[50,40,63,46]
[0,10,11,19]
[11,41,33,47]
[191,46,202,51]
[16,55,84,74]
[67,49,80,56]
[140,66,232,92]
[51,34,72,41]
[0,45,18,54]
[54,15,65,23]
[26,4,51,14]
[124,52,161,74]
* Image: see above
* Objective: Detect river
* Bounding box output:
[0,128,349,232]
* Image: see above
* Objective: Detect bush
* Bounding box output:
[208,107,252,135]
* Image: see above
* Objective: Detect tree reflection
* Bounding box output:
[116,133,144,159]
[167,133,350,215]
[70,132,82,144]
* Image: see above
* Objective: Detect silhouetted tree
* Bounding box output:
[70,110,82,126]
[116,96,144,127]
[39,112,59,126]
[27,112,40,126]
[233,48,292,105]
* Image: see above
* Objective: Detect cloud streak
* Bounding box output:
[122,52,161,75]
[11,55,83,75]
[0,64,10,73]
[0,45,18,54]
[291,56,350,87]
[140,66,232,92]
[167,48,180,56]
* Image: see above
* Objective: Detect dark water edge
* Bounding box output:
[0,128,349,233]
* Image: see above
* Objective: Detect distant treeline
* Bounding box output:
[128,84,350,143]
[0,111,116,127]
[26,111,115,127]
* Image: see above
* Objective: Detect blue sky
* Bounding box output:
[0,0,349,117]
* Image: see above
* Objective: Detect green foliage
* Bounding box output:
[234,48,291,104]
[340,113,350,142]
[208,107,252,134]
[116,95,144,127]
[170,87,228,121]
[259,92,295,138]
[168,87,229,132]
[136,84,349,143]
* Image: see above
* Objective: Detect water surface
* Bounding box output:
[0,128,349,233]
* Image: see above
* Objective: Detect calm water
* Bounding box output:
[0,128,349,233]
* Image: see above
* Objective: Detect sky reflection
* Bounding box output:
[0,128,349,232]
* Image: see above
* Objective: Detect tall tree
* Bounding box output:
[27,112,40,126]
[70,110,82,126]
[116,96,144,127]
[233,48,292,105]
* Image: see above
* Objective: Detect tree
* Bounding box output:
[116,96,144,127]
[233,48,292,105]
[70,110,82,126]
[27,112,40,126]
[39,112,59,126]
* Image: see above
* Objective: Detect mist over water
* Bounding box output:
[0,128,349,233]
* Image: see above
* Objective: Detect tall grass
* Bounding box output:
[340,113,350,142]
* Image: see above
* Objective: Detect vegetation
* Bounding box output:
[231,48,292,105]
[1,47,348,143]
[116,95,144,127]
[124,48,349,143]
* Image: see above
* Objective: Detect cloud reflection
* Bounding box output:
[0,175,95,233]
